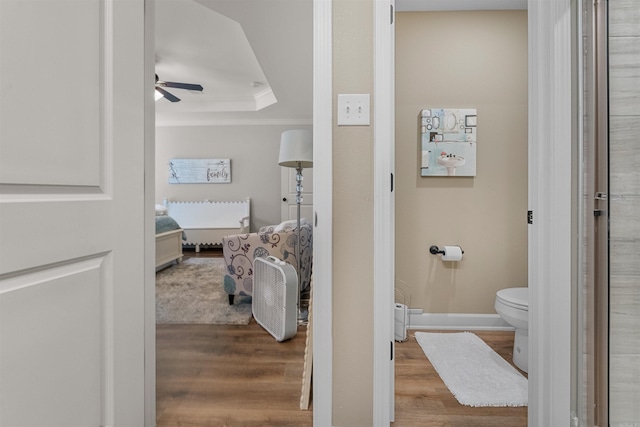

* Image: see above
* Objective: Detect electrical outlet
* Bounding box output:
[337,94,370,126]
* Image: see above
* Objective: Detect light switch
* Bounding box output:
[337,94,370,126]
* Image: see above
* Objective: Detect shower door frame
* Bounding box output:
[575,0,609,424]
[593,0,610,423]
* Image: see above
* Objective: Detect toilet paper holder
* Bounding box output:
[429,245,464,255]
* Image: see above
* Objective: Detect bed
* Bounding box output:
[163,198,250,252]
[155,210,185,270]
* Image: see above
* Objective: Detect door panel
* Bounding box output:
[281,166,314,223]
[0,0,146,425]
[0,0,101,186]
[0,257,106,425]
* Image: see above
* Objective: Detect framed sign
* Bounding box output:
[168,158,231,184]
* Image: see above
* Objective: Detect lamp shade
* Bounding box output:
[278,130,313,168]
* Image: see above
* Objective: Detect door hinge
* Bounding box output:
[391,173,394,192]
[594,192,607,217]
[390,4,394,25]
[527,210,533,225]
[390,341,394,361]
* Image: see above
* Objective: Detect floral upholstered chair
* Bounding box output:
[222,219,312,305]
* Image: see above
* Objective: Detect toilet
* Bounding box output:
[494,287,529,373]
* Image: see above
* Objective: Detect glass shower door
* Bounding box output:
[577,1,640,425]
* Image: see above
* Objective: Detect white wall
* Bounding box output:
[395,11,528,314]
[155,124,311,231]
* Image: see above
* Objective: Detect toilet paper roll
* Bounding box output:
[394,303,408,341]
[442,245,463,261]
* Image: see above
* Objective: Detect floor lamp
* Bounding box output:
[278,129,313,321]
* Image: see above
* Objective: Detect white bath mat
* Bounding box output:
[415,331,528,407]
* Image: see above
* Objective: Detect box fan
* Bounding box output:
[253,256,298,342]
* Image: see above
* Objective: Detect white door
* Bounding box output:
[281,166,314,223]
[0,0,147,426]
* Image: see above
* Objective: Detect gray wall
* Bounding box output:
[155,124,311,231]
[608,1,640,423]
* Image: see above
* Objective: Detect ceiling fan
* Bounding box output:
[155,74,203,102]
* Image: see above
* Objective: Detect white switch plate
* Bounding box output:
[337,94,370,126]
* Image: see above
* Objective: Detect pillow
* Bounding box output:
[155,204,168,216]
[259,225,276,233]
[274,218,309,232]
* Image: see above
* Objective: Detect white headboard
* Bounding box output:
[163,198,250,248]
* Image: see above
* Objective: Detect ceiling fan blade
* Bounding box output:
[156,86,181,102]
[161,81,203,91]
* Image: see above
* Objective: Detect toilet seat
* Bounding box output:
[496,287,528,311]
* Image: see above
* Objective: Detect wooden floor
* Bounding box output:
[157,249,527,426]
[393,330,528,427]
[156,322,313,426]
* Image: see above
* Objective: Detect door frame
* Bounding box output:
[142,1,334,424]
[373,0,395,424]
[312,0,333,425]
[144,0,156,424]
[525,0,573,424]
[372,0,574,425]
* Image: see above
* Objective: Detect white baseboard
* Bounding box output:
[407,310,514,331]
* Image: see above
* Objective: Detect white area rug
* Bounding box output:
[156,258,252,325]
[415,331,528,407]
